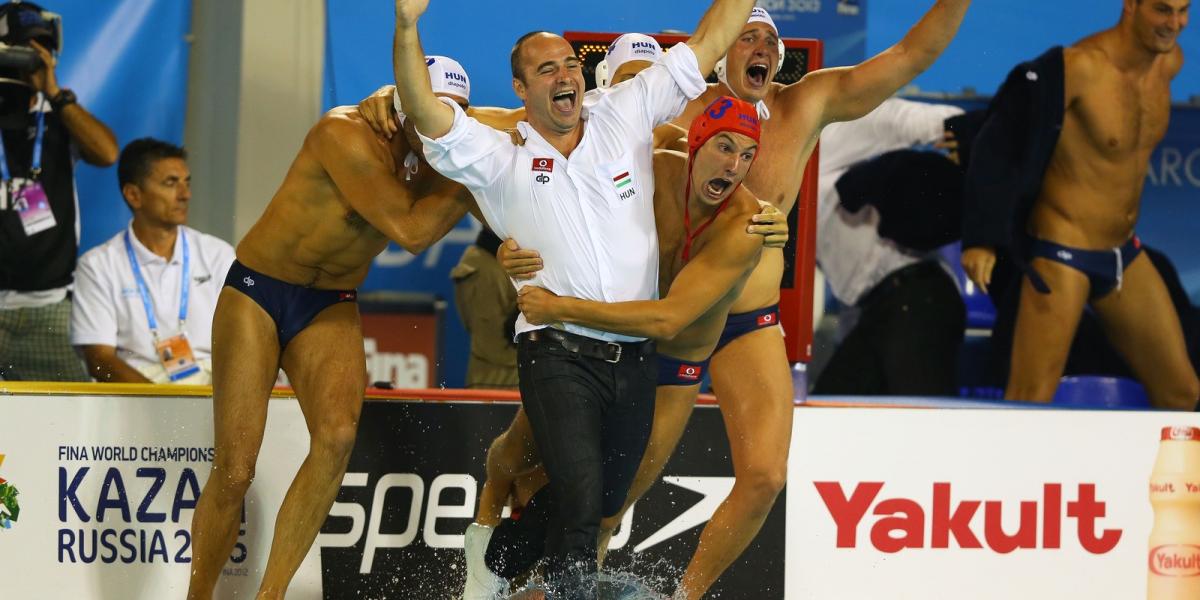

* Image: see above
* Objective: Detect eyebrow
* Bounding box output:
[535,56,580,71]
[716,133,757,148]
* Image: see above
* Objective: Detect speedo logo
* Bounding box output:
[1150,545,1200,576]
[814,481,1123,554]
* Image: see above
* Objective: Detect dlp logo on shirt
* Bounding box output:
[613,171,636,200]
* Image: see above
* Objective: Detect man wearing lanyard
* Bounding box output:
[392,0,756,595]
[70,139,234,384]
[0,2,118,381]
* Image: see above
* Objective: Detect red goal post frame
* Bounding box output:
[563,32,821,363]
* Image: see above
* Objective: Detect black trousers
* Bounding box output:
[814,261,965,395]
[516,332,656,597]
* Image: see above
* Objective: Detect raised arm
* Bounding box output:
[519,212,762,340]
[687,0,759,76]
[392,0,455,139]
[314,115,472,254]
[30,41,118,166]
[805,0,971,126]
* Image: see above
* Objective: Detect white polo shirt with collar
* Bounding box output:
[419,43,707,342]
[70,223,235,383]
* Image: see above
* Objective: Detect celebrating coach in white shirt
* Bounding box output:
[391,0,757,595]
[71,138,233,384]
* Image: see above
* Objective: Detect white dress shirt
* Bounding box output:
[817,98,964,305]
[420,43,706,342]
[70,223,235,383]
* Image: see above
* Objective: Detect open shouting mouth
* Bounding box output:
[552,89,577,115]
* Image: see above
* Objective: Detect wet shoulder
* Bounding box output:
[714,187,765,253]
[310,106,401,169]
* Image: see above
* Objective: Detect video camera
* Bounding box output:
[0,1,61,128]
[0,1,61,73]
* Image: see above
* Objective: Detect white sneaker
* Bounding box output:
[463,523,509,600]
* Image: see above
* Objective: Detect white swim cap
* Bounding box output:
[747,6,779,35]
[393,55,471,119]
[425,55,470,103]
[595,33,662,89]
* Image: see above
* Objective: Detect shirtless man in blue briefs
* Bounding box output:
[186,57,480,599]
[961,0,1198,408]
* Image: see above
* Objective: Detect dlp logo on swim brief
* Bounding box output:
[757,312,776,327]
[678,365,701,381]
[1057,250,1073,261]
[243,276,255,287]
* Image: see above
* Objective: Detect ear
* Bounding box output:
[121,182,141,211]
[512,77,527,103]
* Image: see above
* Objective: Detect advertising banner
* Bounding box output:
[0,394,316,598]
[787,407,1200,599]
[4,392,1200,598]
[55,0,192,254]
[316,401,783,599]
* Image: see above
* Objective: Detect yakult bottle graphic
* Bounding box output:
[1148,426,1200,599]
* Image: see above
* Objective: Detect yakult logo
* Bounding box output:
[1169,426,1198,441]
[1150,544,1200,577]
[814,481,1123,554]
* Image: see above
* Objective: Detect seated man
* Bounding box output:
[71,138,234,384]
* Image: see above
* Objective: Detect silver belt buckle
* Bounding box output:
[605,342,623,363]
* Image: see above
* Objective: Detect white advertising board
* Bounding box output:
[3,393,1198,599]
[0,394,319,599]
[786,407,1200,599]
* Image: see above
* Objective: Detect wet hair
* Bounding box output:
[118,138,186,190]
[510,30,555,82]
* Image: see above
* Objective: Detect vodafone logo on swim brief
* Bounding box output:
[756,312,776,327]
[677,365,701,381]
[813,481,1123,554]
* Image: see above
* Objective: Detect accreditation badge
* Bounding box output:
[13,180,55,236]
[156,332,201,382]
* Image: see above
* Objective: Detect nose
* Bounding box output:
[178,181,191,202]
[725,155,742,175]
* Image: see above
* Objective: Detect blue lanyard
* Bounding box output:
[0,97,46,182]
[124,229,190,337]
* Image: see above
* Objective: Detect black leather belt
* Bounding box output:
[522,328,653,363]
[475,227,503,257]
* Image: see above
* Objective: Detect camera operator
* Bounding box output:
[0,1,118,381]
